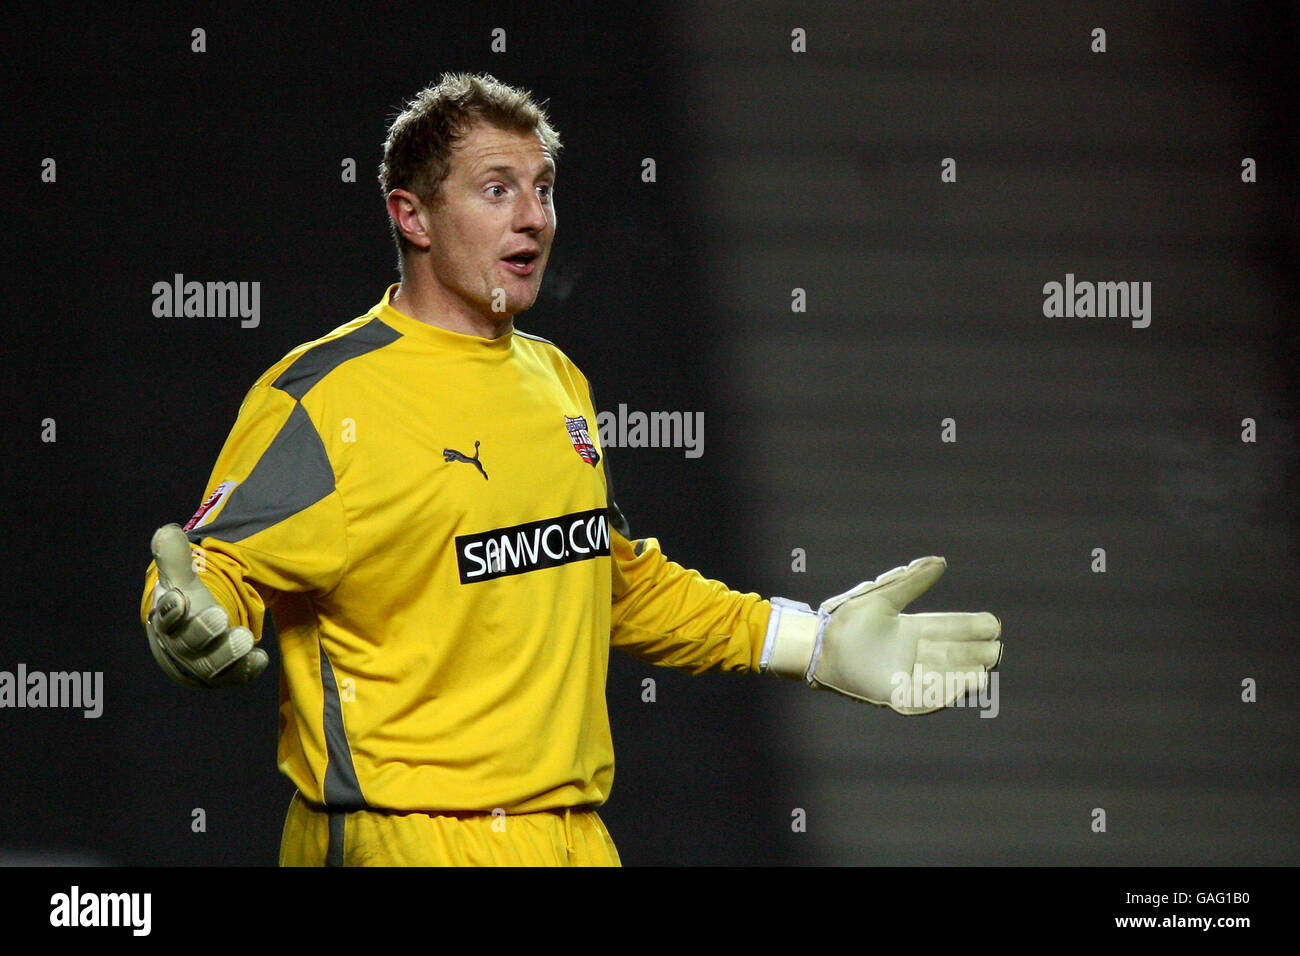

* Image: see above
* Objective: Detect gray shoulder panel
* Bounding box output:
[272,318,402,400]
[186,401,335,544]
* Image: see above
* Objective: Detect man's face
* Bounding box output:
[420,120,556,320]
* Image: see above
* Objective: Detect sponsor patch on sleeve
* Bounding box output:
[183,480,238,532]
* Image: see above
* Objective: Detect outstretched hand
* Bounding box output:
[146,523,268,689]
[764,556,1002,714]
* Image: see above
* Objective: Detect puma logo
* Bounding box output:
[444,441,488,480]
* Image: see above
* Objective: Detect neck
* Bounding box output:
[390,271,513,340]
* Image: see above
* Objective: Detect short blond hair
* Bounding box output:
[379,73,562,254]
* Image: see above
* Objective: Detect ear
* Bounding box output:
[386,189,432,250]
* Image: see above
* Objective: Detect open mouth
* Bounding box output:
[501,251,538,276]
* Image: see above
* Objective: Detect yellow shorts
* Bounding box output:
[279,791,622,867]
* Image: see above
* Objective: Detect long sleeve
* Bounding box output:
[608,526,772,674]
[139,383,350,640]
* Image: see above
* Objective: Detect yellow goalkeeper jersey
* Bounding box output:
[141,284,772,814]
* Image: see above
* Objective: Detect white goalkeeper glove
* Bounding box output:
[145,523,269,689]
[761,556,1001,714]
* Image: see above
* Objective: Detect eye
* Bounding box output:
[537,183,554,202]
[486,184,507,199]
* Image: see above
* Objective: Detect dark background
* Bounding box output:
[1,2,1295,866]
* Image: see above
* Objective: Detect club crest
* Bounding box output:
[565,415,600,467]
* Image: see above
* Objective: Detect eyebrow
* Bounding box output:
[479,161,556,179]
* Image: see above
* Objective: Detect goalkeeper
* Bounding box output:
[141,72,1002,867]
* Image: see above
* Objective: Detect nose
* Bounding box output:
[515,189,549,233]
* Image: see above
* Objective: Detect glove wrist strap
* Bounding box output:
[762,598,823,680]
